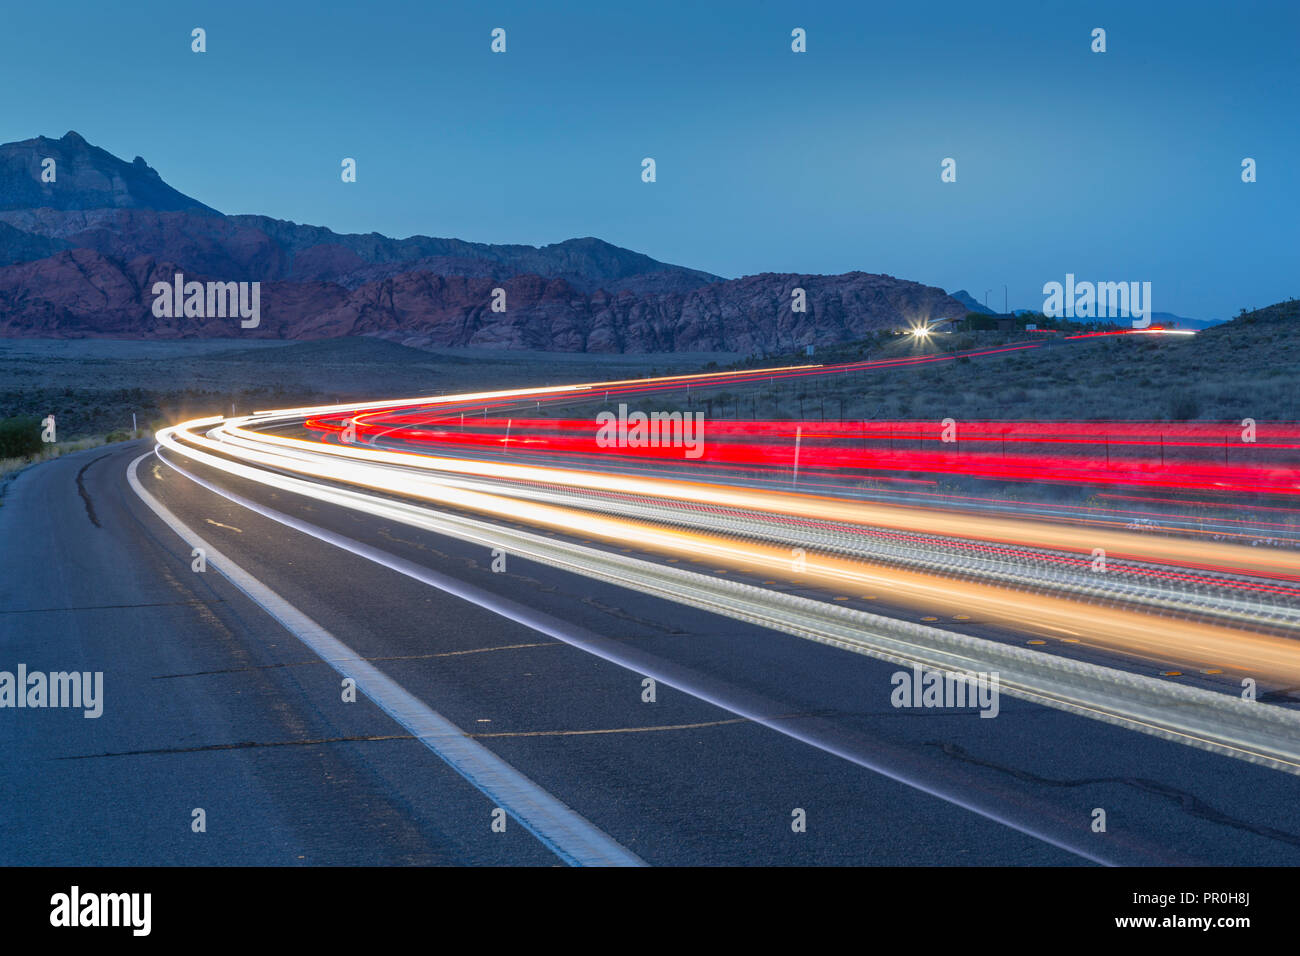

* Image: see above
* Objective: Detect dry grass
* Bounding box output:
[560,302,1300,424]
[0,432,143,487]
[0,337,725,438]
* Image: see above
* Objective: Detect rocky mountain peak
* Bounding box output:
[0,131,218,213]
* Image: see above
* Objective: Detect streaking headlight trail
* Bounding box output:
[155,357,1300,779]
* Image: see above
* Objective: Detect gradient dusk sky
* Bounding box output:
[1,0,1294,318]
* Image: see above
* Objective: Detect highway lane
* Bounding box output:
[138,441,1086,865]
[54,439,1300,861]
[4,437,1300,864]
[0,441,559,865]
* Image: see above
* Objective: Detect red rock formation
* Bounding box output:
[0,133,971,351]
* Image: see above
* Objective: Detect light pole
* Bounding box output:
[984,289,992,309]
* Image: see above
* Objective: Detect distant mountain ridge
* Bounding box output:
[950,288,1222,328]
[950,290,995,314]
[0,131,973,351]
[1150,311,1223,330]
[0,131,220,214]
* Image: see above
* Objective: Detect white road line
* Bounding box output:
[149,443,1123,864]
[127,451,644,868]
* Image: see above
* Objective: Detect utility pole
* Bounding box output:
[1004,285,1008,314]
[792,426,802,487]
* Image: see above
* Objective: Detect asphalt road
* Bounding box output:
[3,439,1299,865]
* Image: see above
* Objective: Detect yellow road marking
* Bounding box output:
[469,717,749,739]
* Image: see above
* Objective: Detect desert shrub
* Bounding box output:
[1166,392,1201,421]
[0,416,42,459]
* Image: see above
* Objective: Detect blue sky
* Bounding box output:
[2,0,1295,318]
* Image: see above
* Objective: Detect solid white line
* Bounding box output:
[150,443,1121,864]
[126,452,644,868]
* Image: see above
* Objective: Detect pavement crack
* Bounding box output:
[151,641,563,679]
[61,713,818,759]
[75,453,111,529]
[0,599,222,616]
[59,734,416,759]
[929,741,1300,848]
